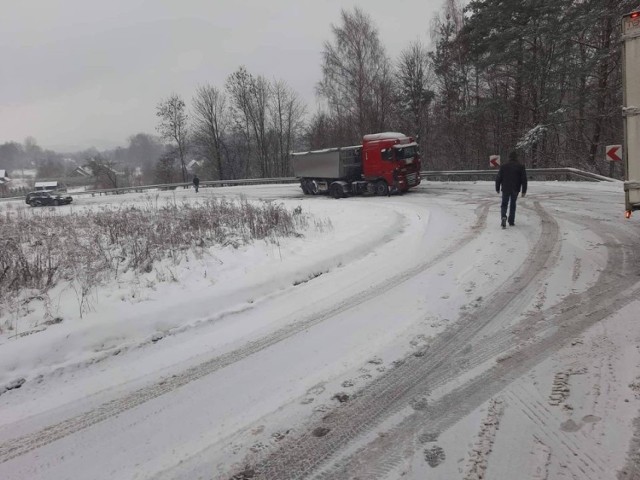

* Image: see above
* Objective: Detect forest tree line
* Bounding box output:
[1,0,634,185]
[303,0,634,175]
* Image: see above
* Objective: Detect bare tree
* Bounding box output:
[88,155,120,189]
[317,7,393,141]
[192,84,229,180]
[269,80,306,176]
[226,67,271,177]
[24,136,43,167]
[156,94,189,182]
[126,133,165,183]
[225,68,253,178]
[154,152,180,184]
[0,142,23,172]
[249,75,271,176]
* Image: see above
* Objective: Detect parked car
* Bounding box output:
[26,191,73,207]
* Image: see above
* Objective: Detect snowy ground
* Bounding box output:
[0,180,639,480]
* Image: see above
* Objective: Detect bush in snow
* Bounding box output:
[0,197,315,328]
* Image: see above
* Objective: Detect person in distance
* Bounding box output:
[495,151,527,228]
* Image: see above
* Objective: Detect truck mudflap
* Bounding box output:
[301,178,329,195]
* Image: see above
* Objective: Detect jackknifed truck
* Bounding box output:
[623,9,640,217]
[291,132,421,198]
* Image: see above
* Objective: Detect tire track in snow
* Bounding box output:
[234,201,560,480]
[505,388,607,480]
[463,397,505,480]
[518,384,610,470]
[320,278,640,480]
[310,206,640,480]
[0,201,492,464]
[531,435,552,480]
[619,416,640,479]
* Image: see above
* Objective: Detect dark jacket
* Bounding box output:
[193,176,200,186]
[496,160,527,195]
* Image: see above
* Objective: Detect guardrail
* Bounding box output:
[421,167,618,182]
[0,168,617,202]
[0,177,299,202]
[74,177,300,197]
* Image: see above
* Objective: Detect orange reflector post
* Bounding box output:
[625,210,632,219]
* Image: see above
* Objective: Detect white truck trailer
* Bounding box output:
[623,9,640,216]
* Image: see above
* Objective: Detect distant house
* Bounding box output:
[186,159,202,173]
[72,165,93,177]
[34,181,67,192]
[0,169,10,196]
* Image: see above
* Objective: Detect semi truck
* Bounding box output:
[291,132,421,198]
[623,9,640,217]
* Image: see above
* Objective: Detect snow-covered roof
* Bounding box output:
[362,132,408,141]
[35,181,59,188]
[393,142,418,149]
[74,166,93,177]
[292,145,361,156]
[0,169,7,178]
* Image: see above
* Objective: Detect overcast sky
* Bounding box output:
[1,0,443,152]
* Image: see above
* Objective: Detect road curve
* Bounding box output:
[0,195,489,465]
[1,182,639,480]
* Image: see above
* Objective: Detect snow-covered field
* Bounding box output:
[1,180,639,480]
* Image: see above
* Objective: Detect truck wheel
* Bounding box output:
[374,180,389,196]
[307,179,317,194]
[300,181,310,195]
[329,183,343,199]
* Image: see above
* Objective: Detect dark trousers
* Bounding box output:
[501,191,518,224]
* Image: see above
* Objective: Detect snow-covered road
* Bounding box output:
[1,181,640,480]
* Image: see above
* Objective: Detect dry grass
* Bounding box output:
[0,196,319,326]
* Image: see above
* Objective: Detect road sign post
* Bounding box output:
[489,155,500,168]
[606,145,622,162]
[606,145,622,178]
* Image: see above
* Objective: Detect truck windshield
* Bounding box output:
[381,148,393,161]
[394,145,418,160]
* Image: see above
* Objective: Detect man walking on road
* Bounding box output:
[193,175,200,193]
[495,151,527,228]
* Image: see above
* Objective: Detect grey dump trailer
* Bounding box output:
[291,146,362,197]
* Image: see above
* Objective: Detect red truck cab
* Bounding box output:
[361,132,421,192]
